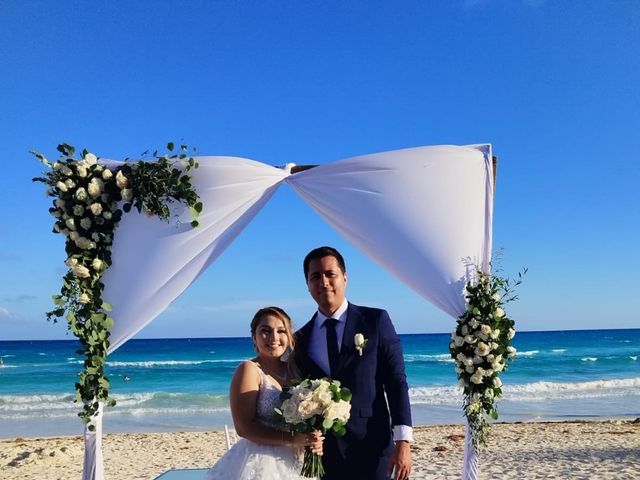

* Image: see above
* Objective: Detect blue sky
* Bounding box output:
[1,0,638,340]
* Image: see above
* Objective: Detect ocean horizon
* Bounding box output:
[1,328,639,439]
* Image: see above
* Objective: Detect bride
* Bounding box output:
[204,306,324,480]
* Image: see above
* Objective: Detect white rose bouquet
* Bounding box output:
[275,378,352,478]
[449,262,525,453]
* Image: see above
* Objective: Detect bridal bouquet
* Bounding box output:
[275,378,352,478]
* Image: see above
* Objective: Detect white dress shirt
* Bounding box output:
[307,298,413,443]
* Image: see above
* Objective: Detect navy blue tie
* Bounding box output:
[323,318,340,377]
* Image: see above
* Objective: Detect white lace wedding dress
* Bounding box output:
[204,365,310,480]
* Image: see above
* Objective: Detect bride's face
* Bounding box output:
[253,315,289,360]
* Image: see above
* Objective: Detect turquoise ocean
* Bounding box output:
[1,329,639,439]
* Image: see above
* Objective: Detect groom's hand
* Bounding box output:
[388,440,412,480]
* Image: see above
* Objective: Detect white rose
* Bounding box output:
[102,168,113,180]
[103,211,112,220]
[465,365,475,374]
[454,335,464,347]
[80,218,92,230]
[324,400,351,423]
[75,237,95,250]
[469,318,480,329]
[461,325,468,336]
[481,324,492,336]
[65,257,78,267]
[61,165,73,176]
[484,368,494,376]
[491,342,499,351]
[71,264,90,278]
[508,328,516,340]
[486,354,495,363]
[463,357,474,367]
[84,153,97,165]
[506,346,517,359]
[298,399,322,419]
[65,218,76,230]
[492,293,501,302]
[116,170,129,188]
[75,187,88,202]
[449,341,456,350]
[76,164,88,178]
[90,203,103,215]
[121,188,133,201]
[470,371,484,384]
[312,388,333,407]
[281,398,300,424]
[472,355,483,364]
[78,293,91,304]
[73,205,85,216]
[464,335,476,344]
[492,361,505,372]
[493,377,502,388]
[56,181,68,192]
[91,232,100,241]
[491,329,501,340]
[455,365,463,374]
[65,179,76,190]
[494,307,505,318]
[475,342,490,357]
[88,178,104,199]
[69,231,79,241]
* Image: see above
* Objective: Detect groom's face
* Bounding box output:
[306,255,347,316]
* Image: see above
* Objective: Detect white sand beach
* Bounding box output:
[1,419,639,480]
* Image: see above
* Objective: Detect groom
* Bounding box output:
[294,246,413,480]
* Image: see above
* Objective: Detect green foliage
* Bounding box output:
[32,143,202,424]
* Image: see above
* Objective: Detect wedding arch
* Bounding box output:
[38,144,497,480]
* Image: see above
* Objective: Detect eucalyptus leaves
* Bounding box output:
[449,264,525,452]
[33,143,202,426]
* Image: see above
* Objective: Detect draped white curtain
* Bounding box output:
[81,144,493,480]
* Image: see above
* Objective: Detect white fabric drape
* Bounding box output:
[80,145,492,479]
[286,144,493,318]
[82,403,103,480]
[102,157,290,352]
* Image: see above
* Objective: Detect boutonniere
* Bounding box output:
[354,333,368,356]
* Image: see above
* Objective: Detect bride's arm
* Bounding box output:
[230,361,323,453]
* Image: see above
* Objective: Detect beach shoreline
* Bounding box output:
[1,419,639,480]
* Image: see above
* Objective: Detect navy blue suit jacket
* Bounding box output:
[294,303,412,479]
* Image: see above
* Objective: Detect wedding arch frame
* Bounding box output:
[76,144,495,480]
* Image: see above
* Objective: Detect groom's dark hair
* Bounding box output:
[303,246,346,279]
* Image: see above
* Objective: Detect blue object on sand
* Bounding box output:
[153,468,208,479]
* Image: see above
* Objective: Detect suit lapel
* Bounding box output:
[337,303,365,373]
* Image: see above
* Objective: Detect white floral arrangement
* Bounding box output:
[449,264,525,452]
[275,378,352,477]
[32,143,202,426]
